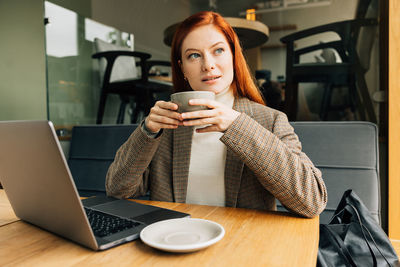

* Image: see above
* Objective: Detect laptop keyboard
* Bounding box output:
[84,207,142,238]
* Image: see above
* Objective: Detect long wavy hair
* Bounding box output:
[170,11,265,105]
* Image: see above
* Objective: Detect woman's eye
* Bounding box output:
[188,53,201,59]
[215,48,224,54]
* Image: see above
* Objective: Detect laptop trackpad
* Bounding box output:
[93,200,160,219]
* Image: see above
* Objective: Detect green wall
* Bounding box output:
[0,0,47,121]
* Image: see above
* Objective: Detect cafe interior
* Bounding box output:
[1,0,400,265]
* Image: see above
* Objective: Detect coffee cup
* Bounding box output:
[170,91,215,113]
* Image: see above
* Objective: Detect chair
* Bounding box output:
[256,70,284,110]
[280,0,378,122]
[93,38,173,124]
[67,124,138,197]
[277,121,380,224]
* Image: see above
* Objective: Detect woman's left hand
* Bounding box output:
[180,98,240,133]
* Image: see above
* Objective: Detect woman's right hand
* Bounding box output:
[144,101,182,133]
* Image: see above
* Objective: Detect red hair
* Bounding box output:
[170,11,265,105]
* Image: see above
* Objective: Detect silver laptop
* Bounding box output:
[0,120,189,250]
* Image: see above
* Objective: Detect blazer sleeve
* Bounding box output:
[105,126,162,199]
[220,111,327,218]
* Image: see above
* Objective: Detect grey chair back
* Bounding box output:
[281,121,380,224]
[68,122,380,224]
[68,124,138,197]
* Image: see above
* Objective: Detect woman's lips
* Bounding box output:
[202,75,221,83]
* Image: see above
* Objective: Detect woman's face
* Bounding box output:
[180,24,234,94]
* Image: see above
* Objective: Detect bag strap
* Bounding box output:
[321,224,358,267]
[347,204,393,267]
[328,209,344,224]
[329,204,353,224]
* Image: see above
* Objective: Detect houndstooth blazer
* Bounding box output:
[106,97,327,218]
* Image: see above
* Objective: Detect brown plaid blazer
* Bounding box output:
[106,97,327,218]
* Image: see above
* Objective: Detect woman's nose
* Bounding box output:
[202,54,215,71]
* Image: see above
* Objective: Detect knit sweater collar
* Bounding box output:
[215,87,234,107]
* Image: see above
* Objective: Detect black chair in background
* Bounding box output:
[256,70,284,110]
[93,38,173,124]
[67,124,138,197]
[280,0,378,122]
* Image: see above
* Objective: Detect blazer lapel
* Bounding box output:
[224,97,253,207]
[172,125,194,203]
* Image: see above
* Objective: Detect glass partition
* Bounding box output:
[253,0,379,122]
[44,1,132,131]
[44,0,382,126]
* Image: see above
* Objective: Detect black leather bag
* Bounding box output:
[317,189,400,267]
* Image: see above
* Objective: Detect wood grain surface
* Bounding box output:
[0,193,319,267]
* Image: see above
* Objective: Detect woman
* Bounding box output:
[106,11,327,218]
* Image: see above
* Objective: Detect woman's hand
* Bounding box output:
[145,101,182,133]
[180,99,240,133]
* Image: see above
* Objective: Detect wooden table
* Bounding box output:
[0,190,319,266]
[0,190,18,226]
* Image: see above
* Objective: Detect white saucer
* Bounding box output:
[140,218,225,253]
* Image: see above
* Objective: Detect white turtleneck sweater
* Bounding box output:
[185,87,235,206]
